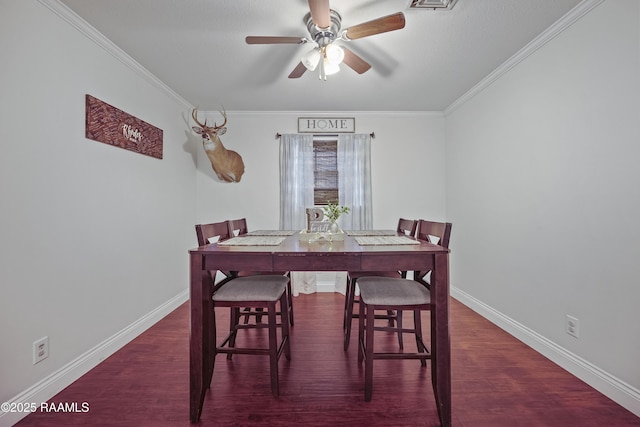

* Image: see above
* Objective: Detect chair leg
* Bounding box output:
[255,307,264,323]
[364,303,375,402]
[414,310,427,367]
[396,309,404,350]
[358,299,365,365]
[227,307,241,360]
[268,302,280,397]
[343,279,350,330]
[242,307,266,324]
[386,310,396,327]
[287,281,294,326]
[242,307,251,324]
[344,278,357,350]
[208,308,217,388]
[280,293,291,361]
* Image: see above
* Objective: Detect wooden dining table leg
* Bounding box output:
[432,253,451,427]
[190,254,215,423]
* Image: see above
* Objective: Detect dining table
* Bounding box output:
[189,229,451,426]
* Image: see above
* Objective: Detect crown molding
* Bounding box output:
[224,110,445,117]
[38,0,192,110]
[444,0,606,116]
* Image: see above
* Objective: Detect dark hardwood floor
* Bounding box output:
[17,293,639,426]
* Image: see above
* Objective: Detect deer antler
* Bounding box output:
[214,108,227,130]
[191,108,207,128]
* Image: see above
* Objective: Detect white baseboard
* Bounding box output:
[451,286,640,418]
[0,290,189,427]
[314,272,347,294]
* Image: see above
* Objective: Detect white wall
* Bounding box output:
[195,111,447,232]
[0,0,197,420]
[446,0,640,415]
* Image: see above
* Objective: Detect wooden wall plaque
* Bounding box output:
[85,94,163,159]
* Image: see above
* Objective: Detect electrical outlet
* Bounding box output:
[566,315,579,339]
[33,336,49,364]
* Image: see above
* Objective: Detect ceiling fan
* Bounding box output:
[245,0,406,80]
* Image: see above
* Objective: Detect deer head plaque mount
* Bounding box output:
[191,108,245,183]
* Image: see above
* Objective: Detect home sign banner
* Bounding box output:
[85,94,163,159]
[298,117,355,133]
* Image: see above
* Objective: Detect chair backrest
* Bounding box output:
[416,220,452,249]
[195,221,232,246]
[227,218,248,237]
[397,218,418,237]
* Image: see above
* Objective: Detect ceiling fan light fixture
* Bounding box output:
[325,44,344,65]
[323,60,340,75]
[302,48,321,71]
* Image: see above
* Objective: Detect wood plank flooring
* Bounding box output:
[17,293,639,426]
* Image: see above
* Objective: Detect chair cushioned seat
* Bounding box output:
[214,276,288,302]
[357,277,431,306]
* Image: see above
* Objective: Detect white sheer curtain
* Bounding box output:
[279,134,314,230]
[279,134,317,295]
[338,133,373,230]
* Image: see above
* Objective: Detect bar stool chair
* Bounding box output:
[343,218,418,350]
[413,220,452,286]
[226,217,249,237]
[356,220,452,402]
[195,221,291,396]
[195,221,287,347]
[226,218,294,326]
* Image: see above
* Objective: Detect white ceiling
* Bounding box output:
[58,0,582,112]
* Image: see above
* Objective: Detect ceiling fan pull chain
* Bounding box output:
[319,54,325,81]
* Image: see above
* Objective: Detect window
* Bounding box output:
[313,137,338,205]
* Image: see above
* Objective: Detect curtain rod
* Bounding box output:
[275,132,375,139]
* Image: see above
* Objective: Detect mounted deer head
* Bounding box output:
[191,108,245,183]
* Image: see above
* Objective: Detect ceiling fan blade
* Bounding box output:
[308,0,331,29]
[344,12,406,40]
[245,36,306,44]
[288,62,308,79]
[342,47,371,74]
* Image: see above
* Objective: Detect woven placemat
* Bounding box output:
[218,236,286,246]
[244,230,297,236]
[354,235,420,246]
[345,230,396,236]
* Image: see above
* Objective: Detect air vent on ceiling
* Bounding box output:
[409,0,458,10]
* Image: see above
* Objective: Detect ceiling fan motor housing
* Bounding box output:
[305,9,342,47]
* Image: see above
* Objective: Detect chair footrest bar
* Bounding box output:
[216,347,270,355]
[372,352,432,360]
[234,322,286,330]
[372,326,420,334]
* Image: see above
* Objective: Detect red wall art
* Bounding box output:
[85,94,163,159]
